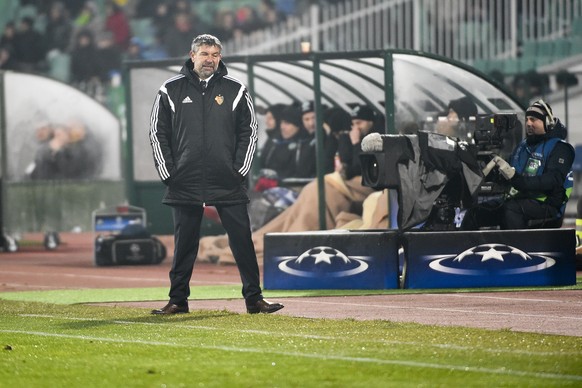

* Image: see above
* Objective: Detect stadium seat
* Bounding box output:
[522,41,538,57]
[553,39,571,57]
[130,18,156,47]
[570,37,582,54]
[537,40,554,57]
[47,51,71,83]
[472,59,490,73]
[572,17,582,35]
[518,57,537,72]
[503,59,520,75]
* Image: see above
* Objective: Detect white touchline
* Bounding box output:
[18,314,581,357]
[1,271,239,285]
[1,329,581,381]
[1,271,164,282]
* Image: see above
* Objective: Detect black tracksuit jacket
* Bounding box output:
[149,59,258,206]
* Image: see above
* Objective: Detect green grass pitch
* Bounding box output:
[1,285,581,387]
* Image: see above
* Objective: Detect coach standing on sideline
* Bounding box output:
[149,34,284,315]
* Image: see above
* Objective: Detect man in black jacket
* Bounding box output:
[149,34,283,315]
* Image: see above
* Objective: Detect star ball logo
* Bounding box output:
[427,243,557,276]
[276,246,371,278]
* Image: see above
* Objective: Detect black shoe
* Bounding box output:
[151,303,189,315]
[246,299,284,314]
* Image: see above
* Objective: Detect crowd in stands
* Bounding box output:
[0,0,576,107]
[0,0,300,100]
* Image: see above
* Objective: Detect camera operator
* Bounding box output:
[462,100,574,229]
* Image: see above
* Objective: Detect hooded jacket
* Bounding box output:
[150,59,258,206]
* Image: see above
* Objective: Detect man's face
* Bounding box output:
[265,111,277,130]
[525,116,546,136]
[302,111,316,134]
[191,44,221,79]
[280,120,299,139]
[351,119,373,136]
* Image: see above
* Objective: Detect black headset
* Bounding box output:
[537,99,555,131]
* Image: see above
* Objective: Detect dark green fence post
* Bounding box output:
[313,56,327,230]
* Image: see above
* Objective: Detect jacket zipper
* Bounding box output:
[201,81,206,204]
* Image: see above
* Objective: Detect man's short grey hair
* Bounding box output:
[191,34,223,53]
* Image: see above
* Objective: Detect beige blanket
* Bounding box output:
[198,173,388,264]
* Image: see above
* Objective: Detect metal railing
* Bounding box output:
[223,0,582,63]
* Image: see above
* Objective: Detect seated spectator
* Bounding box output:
[126,36,145,60]
[435,96,478,140]
[104,0,131,51]
[163,12,196,57]
[96,31,123,83]
[263,103,286,141]
[294,100,318,178]
[45,2,73,54]
[257,0,285,29]
[340,104,379,179]
[295,102,346,178]
[142,31,169,60]
[73,1,103,40]
[0,21,16,52]
[208,9,236,43]
[70,29,102,97]
[151,1,173,39]
[0,22,17,70]
[259,105,307,180]
[12,17,46,73]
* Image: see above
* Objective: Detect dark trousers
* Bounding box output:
[462,197,558,230]
[169,203,262,306]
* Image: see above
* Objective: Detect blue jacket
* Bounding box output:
[509,119,574,209]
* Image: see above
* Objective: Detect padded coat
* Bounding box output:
[149,59,257,206]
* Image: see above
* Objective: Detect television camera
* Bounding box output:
[360,113,519,230]
[472,113,519,198]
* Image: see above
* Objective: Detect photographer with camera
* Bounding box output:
[462,100,574,230]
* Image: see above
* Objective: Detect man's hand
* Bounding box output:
[493,155,515,180]
[482,159,497,177]
[349,127,361,145]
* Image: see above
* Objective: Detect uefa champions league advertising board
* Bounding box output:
[263,231,400,290]
[402,229,576,289]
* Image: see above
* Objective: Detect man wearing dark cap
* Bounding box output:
[462,99,574,229]
[339,104,380,179]
[436,96,478,139]
[295,101,338,177]
[294,101,318,178]
[259,105,307,180]
[300,100,316,135]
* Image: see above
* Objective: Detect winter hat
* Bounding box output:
[526,100,553,123]
[280,106,303,128]
[301,100,314,114]
[266,103,287,129]
[350,105,375,121]
[324,107,352,133]
[448,97,477,121]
